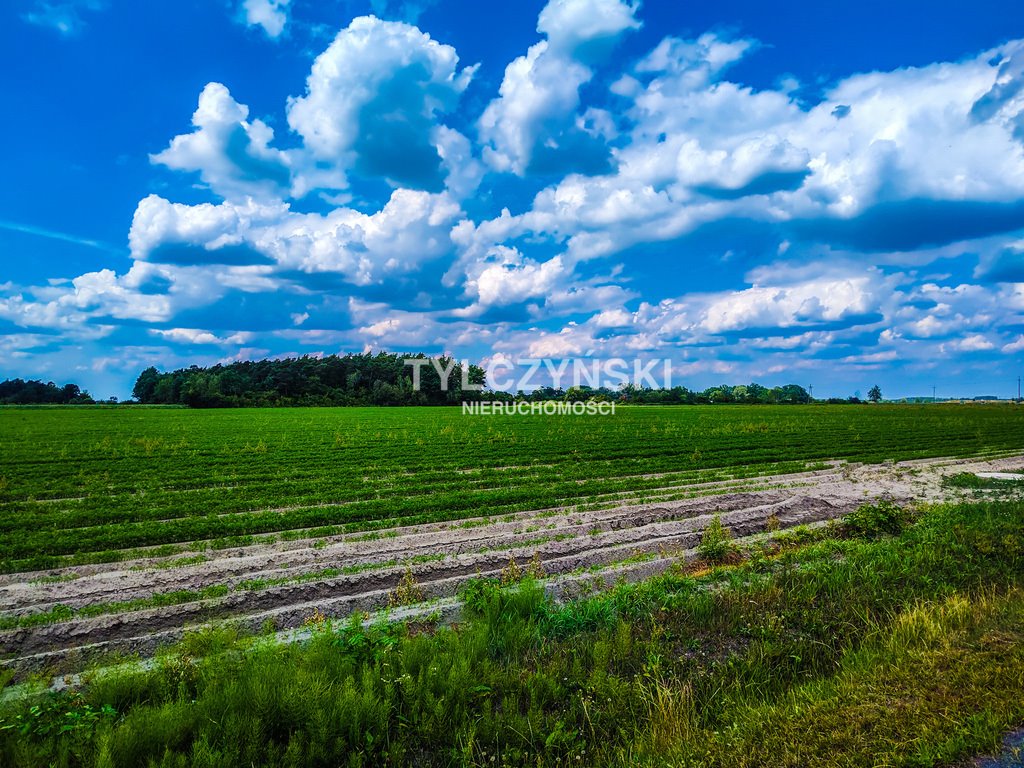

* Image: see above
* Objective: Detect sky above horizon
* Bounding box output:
[2,0,1024,400]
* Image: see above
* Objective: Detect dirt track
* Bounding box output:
[2,453,1021,672]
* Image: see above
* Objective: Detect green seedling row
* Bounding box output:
[1,404,1022,572]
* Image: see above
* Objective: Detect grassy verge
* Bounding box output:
[621,587,1024,767]
[1,499,1023,767]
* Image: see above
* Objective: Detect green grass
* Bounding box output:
[945,471,1024,490]
[2,498,1023,767]
[2,404,1024,572]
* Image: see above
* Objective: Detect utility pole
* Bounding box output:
[1018,376,1021,404]
[932,385,936,402]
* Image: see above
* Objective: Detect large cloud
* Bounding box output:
[153,16,479,200]
[286,16,475,191]
[461,34,1024,298]
[478,0,638,176]
[1,183,466,335]
[699,276,882,335]
[0,261,228,328]
[128,189,463,286]
[151,83,292,201]
[471,249,563,307]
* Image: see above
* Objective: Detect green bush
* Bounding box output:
[844,499,908,538]
[460,577,502,616]
[696,515,739,564]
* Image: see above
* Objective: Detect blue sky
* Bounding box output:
[2,0,1024,399]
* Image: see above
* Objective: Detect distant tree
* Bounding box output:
[747,383,769,402]
[132,367,161,402]
[775,384,811,404]
[868,385,882,403]
[705,387,733,404]
[564,386,592,403]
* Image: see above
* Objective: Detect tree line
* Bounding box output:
[132,353,486,407]
[130,354,859,408]
[502,382,831,405]
[1,362,872,408]
[0,379,94,405]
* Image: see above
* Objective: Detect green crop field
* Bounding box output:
[2,403,1024,573]
[3,404,1024,767]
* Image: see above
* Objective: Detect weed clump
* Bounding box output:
[945,472,990,489]
[0,690,116,740]
[461,555,545,618]
[159,652,200,697]
[387,567,426,607]
[460,577,501,615]
[302,608,329,630]
[697,515,740,564]
[499,556,524,586]
[526,551,546,579]
[844,500,909,538]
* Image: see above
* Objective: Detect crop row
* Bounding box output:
[0,452,803,533]
[2,405,1023,571]
[0,462,809,569]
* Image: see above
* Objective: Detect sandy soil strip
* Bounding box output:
[1,454,1020,672]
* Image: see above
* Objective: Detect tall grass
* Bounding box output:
[2,498,1023,766]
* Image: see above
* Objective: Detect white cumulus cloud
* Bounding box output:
[129,189,463,286]
[241,0,291,38]
[286,16,475,191]
[151,83,292,201]
[479,0,638,175]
